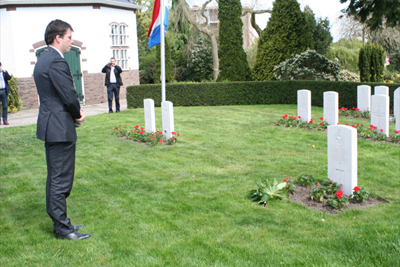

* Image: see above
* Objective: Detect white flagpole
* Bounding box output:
[160,0,166,102]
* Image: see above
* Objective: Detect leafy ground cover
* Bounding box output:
[1,104,399,266]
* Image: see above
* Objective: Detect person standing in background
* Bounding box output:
[0,62,11,125]
[102,58,123,113]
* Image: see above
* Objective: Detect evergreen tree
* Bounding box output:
[358,43,385,82]
[217,0,251,81]
[304,6,333,55]
[252,0,312,81]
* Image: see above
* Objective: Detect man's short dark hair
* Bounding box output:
[45,19,73,45]
[110,57,116,61]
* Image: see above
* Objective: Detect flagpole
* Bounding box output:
[160,0,166,102]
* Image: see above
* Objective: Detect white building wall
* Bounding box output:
[0,5,139,78]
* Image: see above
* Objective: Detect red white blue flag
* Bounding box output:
[147,0,169,50]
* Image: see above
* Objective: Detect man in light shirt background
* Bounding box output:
[102,58,123,113]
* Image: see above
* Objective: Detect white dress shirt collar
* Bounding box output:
[49,46,64,58]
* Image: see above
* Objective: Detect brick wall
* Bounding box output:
[16,69,140,109]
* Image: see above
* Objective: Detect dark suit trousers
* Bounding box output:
[107,84,120,112]
[0,89,8,122]
[45,141,76,235]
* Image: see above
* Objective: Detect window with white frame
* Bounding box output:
[110,23,128,69]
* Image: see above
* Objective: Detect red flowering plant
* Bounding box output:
[351,186,370,203]
[283,178,296,194]
[316,116,328,131]
[276,114,299,127]
[339,107,365,118]
[113,125,180,146]
[326,189,349,210]
[309,179,340,202]
[393,130,400,142]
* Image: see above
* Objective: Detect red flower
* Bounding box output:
[345,123,349,126]
[355,108,359,111]
[283,114,288,119]
[335,190,343,198]
[352,125,356,128]
[395,130,400,134]
[293,116,297,120]
[139,131,143,134]
[354,186,360,192]
[320,117,324,120]
[164,130,167,133]
[177,133,180,136]
[134,125,139,129]
[390,110,393,114]
[370,124,374,128]
[133,129,136,132]
[151,137,155,140]
[298,116,301,118]
[320,122,324,125]
[171,132,176,135]
[374,126,378,129]
[361,124,363,127]
[171,138,176,141]
[337,122,340,125]
[283,178,288,182]
[140,127,144,130]
[380,129,384,132]
[124,126,127,128]
[357,123,360,126]
[158,139,163,143]
[309,119,314,123]
[317,183,320,187]
[369,128,374,131]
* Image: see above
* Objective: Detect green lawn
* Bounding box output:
[0,104,399,266]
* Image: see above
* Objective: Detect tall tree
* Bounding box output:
[304,6,333,55]
[217,0,252,81]
[358,43,385,82]
[252,0,312,81]
[340,0,400,30]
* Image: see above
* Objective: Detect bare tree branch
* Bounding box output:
[241,8,271,37]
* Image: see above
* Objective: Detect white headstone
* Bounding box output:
[394,88,400,132]
[162,101,175,139]
[374,86,389,96]
[324,91,338,126]
[297,89,311,123]
[327,125,357,196]
[371,95,390,137]
[144,99,156,133]
[357,85,371,112]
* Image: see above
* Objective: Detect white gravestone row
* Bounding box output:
[323,91,338,126]
[327,125,358,196]
[371,94,390,137]
[143,99,175,139]
[297,90,311,123]
[357,85,371,112]
[395,88,400,133]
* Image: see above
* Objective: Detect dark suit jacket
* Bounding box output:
[34,46,81,142]
[102,64,123,87]
[1,70,11,95]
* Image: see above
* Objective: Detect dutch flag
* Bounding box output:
[147,0,169,50]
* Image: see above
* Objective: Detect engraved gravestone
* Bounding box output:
[357,85,371,112]
[162,101,175,139]
[297,89,311,123]
[327,125,357,196]
[371,94,390,137]
[395,88,400,132]
[144,99,156,133]
[324,91,338,126]
[374,86,389,96]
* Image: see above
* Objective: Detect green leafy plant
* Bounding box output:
[320,179,340,194]
[326,190,349,210]
[297,173,315,187]
[310,184,327,202]
[249,178,288,206]
[351,186,370,203]
[316,117,329,131]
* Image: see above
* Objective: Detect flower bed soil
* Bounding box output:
[289,184,388,215]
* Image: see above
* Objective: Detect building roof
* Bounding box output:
[0,0,142,11]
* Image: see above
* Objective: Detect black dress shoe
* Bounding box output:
[57,231,92,240]
[109,111,113,113]
[116,110,120,113]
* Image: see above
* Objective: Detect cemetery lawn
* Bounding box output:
[1,104,399,266]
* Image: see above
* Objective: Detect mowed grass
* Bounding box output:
[0,104,399,266]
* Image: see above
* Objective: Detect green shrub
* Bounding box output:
[126,81,399,111]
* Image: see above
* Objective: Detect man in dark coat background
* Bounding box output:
[0,62,11,125]
[34,19,91,240]
[102,58,123,113]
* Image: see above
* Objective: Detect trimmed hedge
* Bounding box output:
[126,81,399,110]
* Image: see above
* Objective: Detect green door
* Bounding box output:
[36,46,84,103]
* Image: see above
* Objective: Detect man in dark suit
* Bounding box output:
[0,62,11,125]
[102,58,123,113]
[34,19,91,240]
